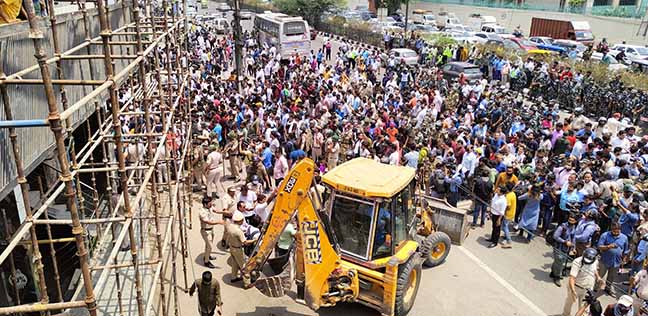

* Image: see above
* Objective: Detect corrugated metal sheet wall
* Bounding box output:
[0,3,132,199]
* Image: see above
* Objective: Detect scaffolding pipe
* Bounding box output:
[20,0,99,313]
[0,301,87,314]
[0,59,50,316]
[0,119,49,128]
[4,22,134,81]
[58,21,180,122]
[1,210,22,310]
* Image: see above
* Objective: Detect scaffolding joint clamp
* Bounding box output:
[71,226,83,235]
[28,30,44,39]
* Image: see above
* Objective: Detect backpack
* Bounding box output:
[431,171,447,194]
[545,223,564,247]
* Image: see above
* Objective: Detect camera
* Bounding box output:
[584,289,602,316]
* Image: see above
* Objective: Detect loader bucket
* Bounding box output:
[254,267,291,298]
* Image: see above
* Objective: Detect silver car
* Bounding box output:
[390,48,419,66]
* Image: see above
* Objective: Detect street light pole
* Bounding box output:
[404,0,410,37]
[232,0,243,92]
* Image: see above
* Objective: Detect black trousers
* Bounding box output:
[490,215,503,243]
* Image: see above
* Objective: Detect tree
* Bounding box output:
[376,0,404,15]
[273,0,345,27]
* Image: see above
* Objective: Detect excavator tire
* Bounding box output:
[420,232,451,268]
[394,257,422,316]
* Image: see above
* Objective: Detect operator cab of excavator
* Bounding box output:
[320,158,418,265]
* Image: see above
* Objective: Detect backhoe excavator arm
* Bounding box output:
[241,158,359,310]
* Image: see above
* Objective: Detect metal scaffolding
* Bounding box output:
[0,0,192,314]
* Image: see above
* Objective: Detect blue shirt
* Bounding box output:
[212,124,223,142]
[597,232,629,268]
[445,174,463,193]
[619,212,640,237]
[262,148,273,169]
[553,222,576,253]
[559,190,583,212]
[574,219,598,243]
[635,240,648,262]
[289,149,306,162]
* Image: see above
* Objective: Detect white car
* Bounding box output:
[212,18,229,34]
[472,31,502,42]
[216,3,231,11]
[239,10,253,20]
[390,48,419,66]
[422,14,436,25]
[611,44,648,62]
[447,31,485,44]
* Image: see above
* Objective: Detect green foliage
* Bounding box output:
[273,0,345,26]
[422,34,456,48]
[568,0,585,7]
[375,0,403,14]
[476,44,648,90]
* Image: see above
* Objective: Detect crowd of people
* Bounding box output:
[181,15,648,316]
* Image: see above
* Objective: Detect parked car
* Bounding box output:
[216,2,231,11]
[481,24,507,35]
[390,48,419,66]
[611,44,648,61]
[472,32,502,41]
[446,31,485,44]
[447,24,471,33]
[631,59,648,74]
[239,10,253,20]
[552,39,587,57]
[529,36,553,45]
[407,24,437,33]
[442,62,483,81]
[212,18,229,34]
[529,36,568,54]
[505,37,540,52]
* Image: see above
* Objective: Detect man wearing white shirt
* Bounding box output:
[460,145,479,177]
[488,186,507,248]
[611,130,630,152]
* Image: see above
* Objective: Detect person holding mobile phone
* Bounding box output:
[597,222,629,297]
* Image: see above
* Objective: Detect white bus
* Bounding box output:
[253,11,311,59]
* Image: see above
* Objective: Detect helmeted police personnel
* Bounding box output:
[189,271,223,316]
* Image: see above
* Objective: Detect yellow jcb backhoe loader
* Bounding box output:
[242,157,452,316]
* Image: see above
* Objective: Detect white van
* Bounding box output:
[468,14,497,31]
[212,18,229,34]
[481,24,507,34]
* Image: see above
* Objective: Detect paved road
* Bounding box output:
[167,5,620,316]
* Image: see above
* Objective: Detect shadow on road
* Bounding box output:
[236,306,311,316]
[529,268,554,283]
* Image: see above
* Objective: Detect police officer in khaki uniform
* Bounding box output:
[200,197,220,268]
[226,212,252,287]
[189,271,223,316]
[192,137,208,192]
[224,132,241,182]
[219,187,237,247]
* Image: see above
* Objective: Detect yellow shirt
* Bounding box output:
[0,0,21,24]
[505,192,517,220]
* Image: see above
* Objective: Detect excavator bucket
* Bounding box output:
[254,267,291,298]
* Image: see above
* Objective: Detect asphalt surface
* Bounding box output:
[165,4,620,316]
